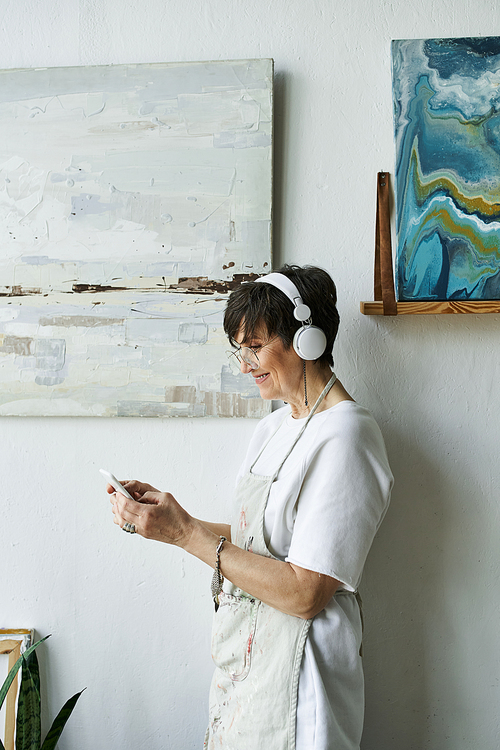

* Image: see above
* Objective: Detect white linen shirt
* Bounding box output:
[236,400,393,750]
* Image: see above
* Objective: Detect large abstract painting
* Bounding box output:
[0,60,272,417]
[392,37,500,301]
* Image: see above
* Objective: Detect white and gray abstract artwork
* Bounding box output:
[0,60,273,416]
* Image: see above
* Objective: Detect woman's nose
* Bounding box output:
[240,358,254,374]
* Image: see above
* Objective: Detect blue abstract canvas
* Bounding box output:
[392,37,500,301]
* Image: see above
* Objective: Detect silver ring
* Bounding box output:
[122,522,136,534]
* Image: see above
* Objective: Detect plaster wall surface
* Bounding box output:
[1,1,499,748]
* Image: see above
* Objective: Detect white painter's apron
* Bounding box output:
[204,375,337,750]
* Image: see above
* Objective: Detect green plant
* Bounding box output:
[0,635,85,750]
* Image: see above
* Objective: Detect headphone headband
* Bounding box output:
[254,272,327,360]
[255,273,311,321]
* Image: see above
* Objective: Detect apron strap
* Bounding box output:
[249,373,337,472]
[336,589,364,657]
[250,372,337,473]
[354,590,364,657]
[270,372,337,481]
[250,410,290,470]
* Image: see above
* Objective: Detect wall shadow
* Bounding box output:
[271,69,287,268]
[357,315,498,749]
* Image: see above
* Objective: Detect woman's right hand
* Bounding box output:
[105,479,159,502]
[110,482,196,547]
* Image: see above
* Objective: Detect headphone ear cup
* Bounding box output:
[293,325,327,360]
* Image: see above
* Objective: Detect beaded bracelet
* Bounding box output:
[211,536,226,611]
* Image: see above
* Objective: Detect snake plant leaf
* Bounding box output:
[40,689,86,750]
[0,637,50,713]
[15,649,42,750]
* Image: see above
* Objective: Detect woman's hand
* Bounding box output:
[105,479,159,501]
[108,482,337,619]
[109,480,195,547]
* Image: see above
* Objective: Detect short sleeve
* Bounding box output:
[285,407,393,592]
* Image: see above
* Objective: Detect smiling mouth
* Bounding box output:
[254,372,269,383]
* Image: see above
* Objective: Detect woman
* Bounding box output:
[109,265,393,750]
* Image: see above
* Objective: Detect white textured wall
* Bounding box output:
[1,1,499,748]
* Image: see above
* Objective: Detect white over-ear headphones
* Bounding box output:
[255,273,327,361]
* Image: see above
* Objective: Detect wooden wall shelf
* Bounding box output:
[366,174,500,317]
[360,300,500,316]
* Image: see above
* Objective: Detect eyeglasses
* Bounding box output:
[226,336,279,374]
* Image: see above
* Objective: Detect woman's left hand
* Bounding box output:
[110,483,194,547]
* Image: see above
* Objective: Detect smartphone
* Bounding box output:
[99,469,135,500]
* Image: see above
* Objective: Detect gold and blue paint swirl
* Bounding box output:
[392,37,500,300]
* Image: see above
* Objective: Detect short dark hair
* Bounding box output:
[223,264,340,366]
